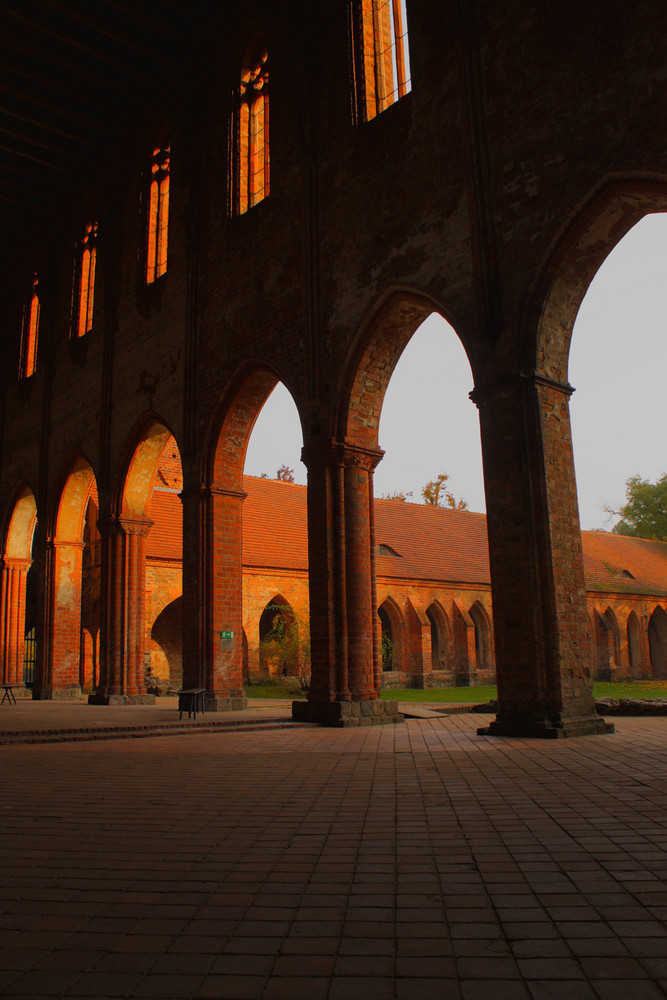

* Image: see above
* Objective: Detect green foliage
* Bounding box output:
[260,603,311,690]
[421,472,469,510]
[609,473,667,541]
[381,630,394,670]
[381,490,413,501]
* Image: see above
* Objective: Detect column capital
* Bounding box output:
[301,438,384,473]
[1,556,33,572]
[97,515,153,537]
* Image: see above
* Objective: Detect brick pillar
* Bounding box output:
[0,557,31,687]
[42,538,85,698]
[182,484,247,711]
[94,516,154,704]
[471,372,612,737]
[294,439,403,727]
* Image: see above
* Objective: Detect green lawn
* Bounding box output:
[246,680,667,702]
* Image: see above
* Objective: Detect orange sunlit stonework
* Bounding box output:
[236,43,269,214]
[358,0,411,120]
[74,221,97,337]
[146,145,170,282]
[19,273,39,379]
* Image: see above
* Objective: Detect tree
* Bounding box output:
[422,472,469,510]
[381,490,413,502]
[608,473,667,541]
[276,465,295,482]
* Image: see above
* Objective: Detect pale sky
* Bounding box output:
[244,213,667,532]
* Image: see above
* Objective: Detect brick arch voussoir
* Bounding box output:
[526,176,667,383]
[2,482,38,561]
[115,413,178,520]
[339,288,468,451]
[204,363,303,492]
[52,454,98,544]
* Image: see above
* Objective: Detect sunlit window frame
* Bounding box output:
[72,221,98,338]
[233,39,269,215]
[352,0,412,122]
[18,273,40,379]
[145,143,170,283]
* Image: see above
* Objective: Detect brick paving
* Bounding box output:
[2,713,667,998]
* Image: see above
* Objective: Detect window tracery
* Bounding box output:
[354,0,412,121]
[145,143,170,282]
[234,40,269,214]
[73,221,98,337]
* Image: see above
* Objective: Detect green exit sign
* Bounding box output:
[220,630,234,640]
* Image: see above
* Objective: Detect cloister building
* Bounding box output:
[1,0,666,735]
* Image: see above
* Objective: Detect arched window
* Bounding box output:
[353,0,411,122]
[145,142,170,283]
[72,221,98,337]
[234,38,269,214]
[19,273,39,379]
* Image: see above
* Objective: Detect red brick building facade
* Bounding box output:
[1,1,666,734]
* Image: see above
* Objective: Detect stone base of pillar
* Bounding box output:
[205,695,248,712]
[477,712,614,739]
[33,685,82,700]
[9,686,32,699]
[292,699,404,727]
[88,692,156,706]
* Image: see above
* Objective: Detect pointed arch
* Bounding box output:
[259,594,297,678]
[649,606,667,679]
[378,595,405,675]
[425,600,451,673]
[118,415,177,520]
[627,610,642,674]
[469,600,492,674]
[0,484,38,687]
[339,289,471,451]
[530,178,667,381]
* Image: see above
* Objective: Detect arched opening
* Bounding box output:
[649,607,667,679]
[469,600,492,680]
[378,597,405,683]
[200,368,306,706]
[1,485,37,690]
[47,457,97,697]
[425,602,451,678]
[627,610,643,676]
[100,420,180,700]
[259,596,298,678]
[149,596,183,693]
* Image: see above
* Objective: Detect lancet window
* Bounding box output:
[19,273,40,379]
[145,143,170,283]
[73,221,98,337]
[234,39,269,214]
[354,0,412,121]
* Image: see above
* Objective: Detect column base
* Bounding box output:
[204,695,248,712]
[33,685,82,701]
[292,699,404,727]
[478,712,614,739]
[88,692,156,706]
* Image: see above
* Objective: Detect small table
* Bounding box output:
[1,685,17,705]
[178,688,206,719]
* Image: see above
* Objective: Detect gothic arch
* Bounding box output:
[116,415,178,519]
[259,594,297,678]
[425,601,451,672]
[378,595,406,675]
[469,600,492,674]
[627,610,642,673]
[529,178,667,381]
[339,288,470,451]
[649,606,667,679]
[0,484,37,687]
[44,455,97,697]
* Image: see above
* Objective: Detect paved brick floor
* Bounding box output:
[2,714,667,998]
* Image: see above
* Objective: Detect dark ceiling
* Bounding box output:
[0,0,233,256]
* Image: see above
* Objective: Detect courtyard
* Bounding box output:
[1,711,667,998]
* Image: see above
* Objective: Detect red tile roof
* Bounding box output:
[146,475,667,596]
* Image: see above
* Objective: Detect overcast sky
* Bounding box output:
[244,213,667,532]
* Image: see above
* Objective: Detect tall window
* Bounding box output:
[73,221,97,337]
[145,143,170,283]
[354,0,412,121]
[234,39,269,214]
[19,273,39,379]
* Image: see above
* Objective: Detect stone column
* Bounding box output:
[94,516,154,704]
[42,538,85,698]
[295,438,403,727]
[0,557,31,687]
[471,371,612,737]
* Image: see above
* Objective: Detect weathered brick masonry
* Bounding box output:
[1,0,666,733]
